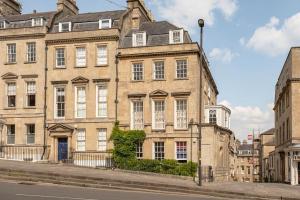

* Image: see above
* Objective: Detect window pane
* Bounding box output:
[7,44,16,63]
[154,101,165,129]
[132,101,143,130]
[27,124,35,144]
[176,141,187,161]
[209,110,217,124]
[97,86,107,117]
[176,100,187,129]
[7,125,15,144]
[136,142,143,159]
[27,42,36,62]
[97,46,107,65]
[154,142,164,160]
[136,33,144,46]
[56,48,65,67]
[7,83,16,107]
[76,87,86,118]
[173,30,181,43]
[154,61,164,80]
[76,47,86,67]
[56,87,65,118]
[27,82,36,107]
[132,63,143,81]
[77,129,86,151]
[176,60,187,79]
[100,19,111,29]
[98,128,107,151]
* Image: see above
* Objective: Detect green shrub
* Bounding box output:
[110,123,197,177]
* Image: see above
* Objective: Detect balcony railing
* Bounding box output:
[0,145,47,162]
[63,151,114,168]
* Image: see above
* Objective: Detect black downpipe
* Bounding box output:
[41,45,48,160]
[115,52,121,123]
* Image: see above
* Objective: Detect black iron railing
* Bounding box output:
[0,145,46,162]
[64,151,114,168]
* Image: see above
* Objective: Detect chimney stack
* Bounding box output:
[57,0,78,16]
[0,0,21,16]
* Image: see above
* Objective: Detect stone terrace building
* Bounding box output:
[274,47,300,185]
[0,0,236,180]
[259,128,275,182]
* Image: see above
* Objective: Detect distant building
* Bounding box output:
[274,47,300,185]
[235,139,260,182]
[258,129,275,182]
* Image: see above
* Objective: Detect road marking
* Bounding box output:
[16,194,99,200]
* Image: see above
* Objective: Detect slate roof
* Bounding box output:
[51,10,126,32]
[120,21,192,48]
[0,11,56,29]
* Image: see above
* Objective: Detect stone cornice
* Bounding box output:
[128,93,147,98]
[0,31,45,40]
[46,35,119,45]
[21,74,38,79]
[117,50,199,59]
[51,80,68,85]
[171,92,191,97]
[93,78,111,83]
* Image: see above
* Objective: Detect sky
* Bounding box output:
[19,0,300,140]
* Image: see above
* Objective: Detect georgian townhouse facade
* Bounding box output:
[0,2,55,160]
[0,0,236,180]
[273,47,300,185]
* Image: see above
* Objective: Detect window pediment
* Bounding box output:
[48,123,74,132]
[71,76,89,84]
[128,93,147,98]
[1,72,18,80]
[149,90,168,98]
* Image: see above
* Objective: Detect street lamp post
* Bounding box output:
[198,18,205,186]
[189,119,194,178]
[0,121,4,152]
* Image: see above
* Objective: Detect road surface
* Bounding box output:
[0,180,230,200]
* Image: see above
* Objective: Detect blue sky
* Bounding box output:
[20,0,300,140]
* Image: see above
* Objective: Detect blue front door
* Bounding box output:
[58,138,68,161]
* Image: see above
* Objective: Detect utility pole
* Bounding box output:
[198,18,205,186]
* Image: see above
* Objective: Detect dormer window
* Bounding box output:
[133,32,146,47]
[59,22,72,32]
[169,29,184,44]
[32,18,44,27]
[0,21,7,29]
[99,19,112,29]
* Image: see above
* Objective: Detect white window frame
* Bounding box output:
[7,82,16,108]
[136,142,143,159]
[132,63,144,81]
[76,129,86,151]
[26,42,36,63]
[59,22,72,32]
[99,19,112,29]
[96,85,107,118]
[31,18,44,27]
[56,48,66,68]
[176,59,188,79]
[7,43,16,63]
[130,100,144,130]
[132,32,146,47]
[174,99,188,130]
[75,47,86,67]
[96,45,108,66]
[175,141,187,161]
[75,86,86,119]
[98,128,107,152]
[169,29,184,44]
[54,86,65,119]
[152,100,166,130]
[153,61,165,80]
[26,81,36,107]
[153,142,165,160]
[26,124,35,145]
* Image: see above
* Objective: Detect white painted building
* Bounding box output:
[204,105,231,129]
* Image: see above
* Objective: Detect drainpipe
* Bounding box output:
[115,52,121,124]
[41,44,48,160]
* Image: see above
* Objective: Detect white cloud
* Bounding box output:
[247,13,300,56]
[152,0,238,32]
[219,100,274,140]
[209,48,238,63]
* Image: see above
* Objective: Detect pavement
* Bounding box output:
[0,160,299,200]
[0,180,230,200]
